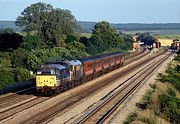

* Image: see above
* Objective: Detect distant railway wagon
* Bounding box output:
[175,42,180,50]
[36,52,125,95]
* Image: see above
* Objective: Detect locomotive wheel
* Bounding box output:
[35,90,41,96]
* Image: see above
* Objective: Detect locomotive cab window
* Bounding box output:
[56,69,60,79]
[37,69,55,75]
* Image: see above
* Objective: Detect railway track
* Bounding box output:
[125,49,146,59]
[125,50,149,65]
[16,50,168,124]
[76,53,171,124]
[0,49,149,123]
[0,50,148,110]
[0,52,144,115]
[0,51,146,103]
[0,87,36,110]
[0,96,50,121]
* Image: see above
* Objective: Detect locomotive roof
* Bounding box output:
[68,60,82,66]
[40,64,67,70]
[46,61,71,68]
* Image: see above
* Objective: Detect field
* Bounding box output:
[122,29,180,46]
[154,31,180,46]
[156,38,173,46]
[121,29,180,35]
[80,30,180,47]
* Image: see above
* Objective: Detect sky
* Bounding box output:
[0,0,180,23]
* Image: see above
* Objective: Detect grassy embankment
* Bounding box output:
[124,51,180,124]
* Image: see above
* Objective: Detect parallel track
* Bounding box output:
[77,53,171,124]
[19,50,167,124]
[0,96,50,121]
[0,87,36,110]
[0,50,148,111]
[0,51,147,124]
[0,50,148,123]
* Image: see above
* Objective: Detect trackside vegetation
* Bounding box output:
[124,50,180,124]
[0,2,133,88]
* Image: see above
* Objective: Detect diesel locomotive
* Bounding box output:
[36,52,125,95]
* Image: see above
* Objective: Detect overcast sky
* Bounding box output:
[0,0,180,23]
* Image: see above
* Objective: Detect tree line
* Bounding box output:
[77,21,180,33]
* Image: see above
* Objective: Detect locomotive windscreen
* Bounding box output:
[37,69,55,75]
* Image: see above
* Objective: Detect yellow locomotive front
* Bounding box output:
[36,64,59,95]
[36,75,56,91]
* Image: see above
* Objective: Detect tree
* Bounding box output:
[66,35,78,43]
[79,36,88,47]
[27,53,42,71]
[12,48,29,68]
[20,34,45,50]
[87,21,125,55]
[0,32,23,51]
[0,70,15,88]
[121,35,133,50]
[16,2,53,32]
[16,2,77,47]
[2,28,14,34]
[15,68,33,82]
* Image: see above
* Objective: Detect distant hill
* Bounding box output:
[78,21,180,33]
[77,21,96,33]
[1,20,180,33]
[0,21,20,31]
[113,23,180,31]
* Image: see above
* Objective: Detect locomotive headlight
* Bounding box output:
[39,82,42,84]
[50,77,55,80]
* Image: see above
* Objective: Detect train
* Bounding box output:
[35,52,125,95]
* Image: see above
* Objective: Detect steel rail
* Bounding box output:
[77,53,171,124]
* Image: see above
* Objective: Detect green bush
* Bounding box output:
[149,84,156,91]
[158,88,180,124]
[20,34,46,50]
[0,57,12,68]
[157,52,180,123]
[12,48,29,68]
[123,112,138,124]
[15,68,33,82]
[0,69,15,88]
[159,66,180,91]
[138,116,156,124]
